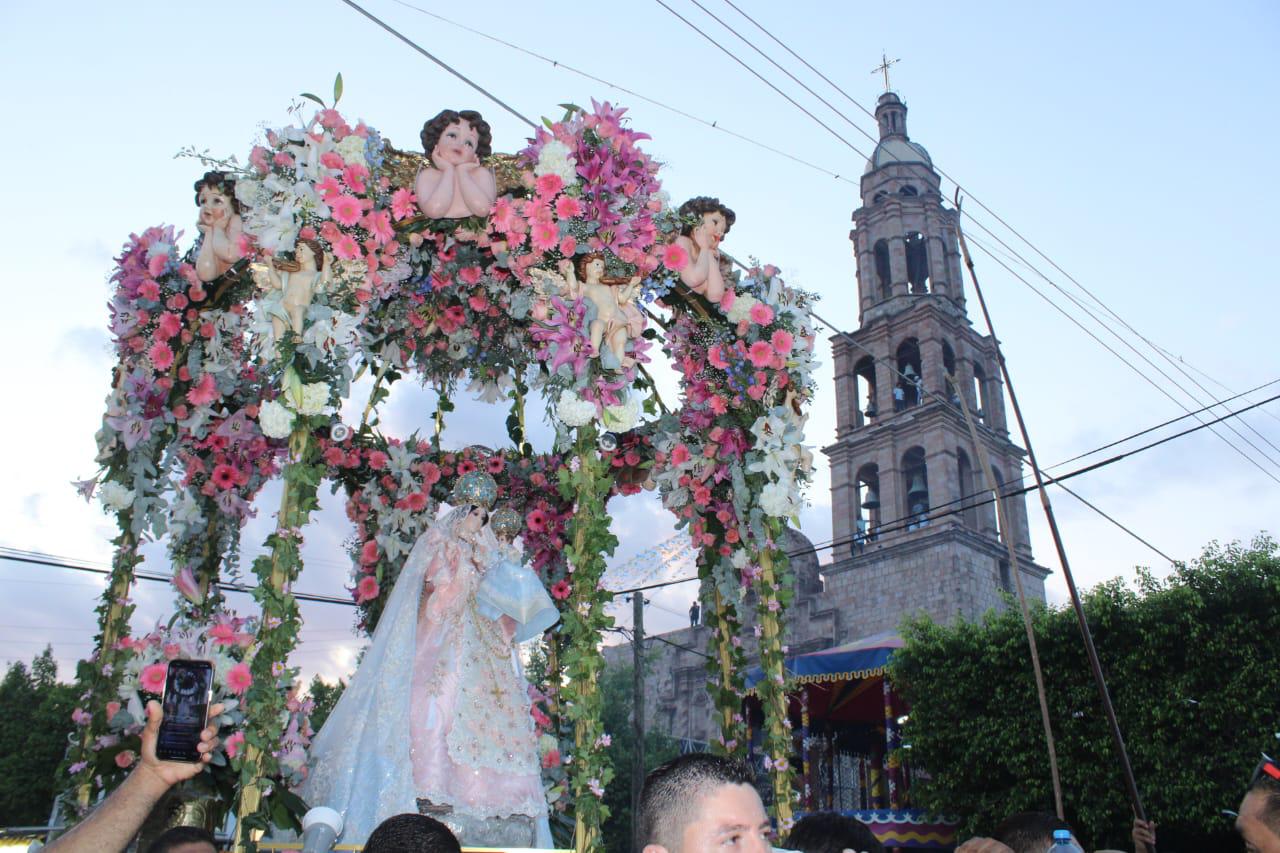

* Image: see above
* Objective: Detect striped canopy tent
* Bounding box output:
[745,631,903,723]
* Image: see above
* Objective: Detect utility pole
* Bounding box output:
[631,593,646,853]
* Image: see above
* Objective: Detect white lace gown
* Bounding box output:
[295,508,550,846]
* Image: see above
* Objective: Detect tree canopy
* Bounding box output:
[0,647,77,826]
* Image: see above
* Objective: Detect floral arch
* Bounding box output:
[66,88,816,851]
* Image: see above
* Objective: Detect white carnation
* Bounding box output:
[295,382,330,416]
[98,481,135,512]
[258,399,296,439]
[556,391,597,428]
[759,480,800,519]
[726,292,759,325]
[336,135,367,167]
[602,395,642,432]
[535,140,578,185]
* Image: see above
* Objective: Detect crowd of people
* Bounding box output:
[34,700,1280,853]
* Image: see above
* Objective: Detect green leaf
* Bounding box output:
[299,92,327,108]
[333,73,344,105]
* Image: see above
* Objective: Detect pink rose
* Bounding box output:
[115,750,136,769]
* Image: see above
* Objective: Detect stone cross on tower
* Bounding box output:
[872,52,900,92]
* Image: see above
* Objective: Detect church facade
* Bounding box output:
[607,90,1049,748]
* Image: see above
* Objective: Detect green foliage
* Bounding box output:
[306,674,346,735]
[889,536,1280,850]
[599,661,681,853]
[0,648,77,825]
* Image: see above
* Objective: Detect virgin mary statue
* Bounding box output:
[296,471,551,846]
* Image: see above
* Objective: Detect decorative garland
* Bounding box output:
[68,87,816,850]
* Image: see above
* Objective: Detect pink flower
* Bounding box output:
[148,341,174,371]
[225,731,245,759]
[535,173,564,197]
[355,575,380,604]
[330,194,362,227]
[333,234,361,260]
[391,187,417,220]
[156,312,182,340]
[250,146,270,174]
[359,539,380,565]
[490,196,517,232]
[748,340,774,368]
[138,279,161,302]
[550,579,572,600]
[530,220,559,253]
[558,236,577,256]
[750,302,775,326]
[174,566,202,603]
[661,242,689,272]
[458,265,484,286]
[226,662,253,696]
[115,750,136,769]
[707,344,729,370]
[367,450,389,470]
[419,461,441,485]
[186,372,219,406]
[526,508,549,533]
[320,151,345,169]
[209,623,238,645]
[404,491,428,512]
[211,464,238,490]
[140,662,168,694]
[362,209,395,245]
[670,444,691,467]
[105,701,122,721]
[771,329,794,354]
[316,176,343,201]
[541,748,561,769]
[554,195,583,219]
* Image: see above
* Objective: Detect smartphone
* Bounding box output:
[155,659,214,763]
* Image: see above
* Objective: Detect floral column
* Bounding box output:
[752,527,797,829]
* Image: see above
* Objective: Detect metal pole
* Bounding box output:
[954,201,1151,833]
[632,594,646,853]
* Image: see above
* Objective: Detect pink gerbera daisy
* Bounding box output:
[771,329,794,354]
[661,242,689,272]
[225,731,245,759]
[390,187,417,221]
[148,341,174,371]
[355,575,380,604]
[554,195,583,220]
[748,340,774,368]
[211,464,238,490]
[140,662,168,694]
[330,194,363,227]
[525,508,549,533]
[750,302,775,326]
[550,579,572,600]
[529,220,559,253]
[333,234,361,260]
[225,662,253,696]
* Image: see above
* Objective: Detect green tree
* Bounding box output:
[601,659,682,853]
[890,536,1280,850]
[0,646,77,826]
[306,674,345,734]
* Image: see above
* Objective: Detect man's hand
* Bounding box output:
[1132,817,1157,853]
[136,699,224,791]
[955,839,1015,853]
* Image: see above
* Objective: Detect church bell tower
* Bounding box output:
[822,91,1048,637]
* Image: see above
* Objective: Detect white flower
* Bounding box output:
[602,395,641,432]
[726,291,759,325]
[258,399,296,439]
[556,391,596,428]
[759,480,800,518]
[98,481,135,512]
[295,382,330,416]
[336,135,367,168]
[534,140,578,185]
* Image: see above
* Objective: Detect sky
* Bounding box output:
[0,0,1277,686]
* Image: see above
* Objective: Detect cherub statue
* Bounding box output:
[672,196,735,303]
[263,238,331,340]
[563,253,642,368]
[194,171,245,283]
[415,109,498,219]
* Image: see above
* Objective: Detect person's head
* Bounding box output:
[992,812,1080,853]
[678,196,735,242]
[786,812,884,853]
[639,752,770,853]
[363,813,461,853]
[1238,756,1280,853]
[295,237,326,271]
[576,252,607,283]
[146,826,216,853]
[420,109,492,164]
[194,170,241,220]
[459,503,489,534]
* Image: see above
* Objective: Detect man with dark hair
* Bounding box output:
[786,811,884,853]
[363,813,461,853]
[145,826,216,853]
[639,753,771,853]
[1237,756,1280,853]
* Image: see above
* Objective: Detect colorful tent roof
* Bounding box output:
[745,631,903,688]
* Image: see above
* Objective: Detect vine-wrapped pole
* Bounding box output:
[752,526,797,828]
[559,424,618,853]
[232,427,320,852]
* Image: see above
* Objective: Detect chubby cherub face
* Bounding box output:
[198,186,235,227]
[699,210,727,247]
[434,120,480,166]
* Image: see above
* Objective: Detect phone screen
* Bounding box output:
[156,659,213,763]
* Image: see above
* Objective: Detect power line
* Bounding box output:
[659,0,1280,482]
[338,0,536,129]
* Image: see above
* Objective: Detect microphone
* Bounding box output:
[301,806,344,853]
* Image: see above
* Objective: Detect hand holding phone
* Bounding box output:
[156,660,214,763]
